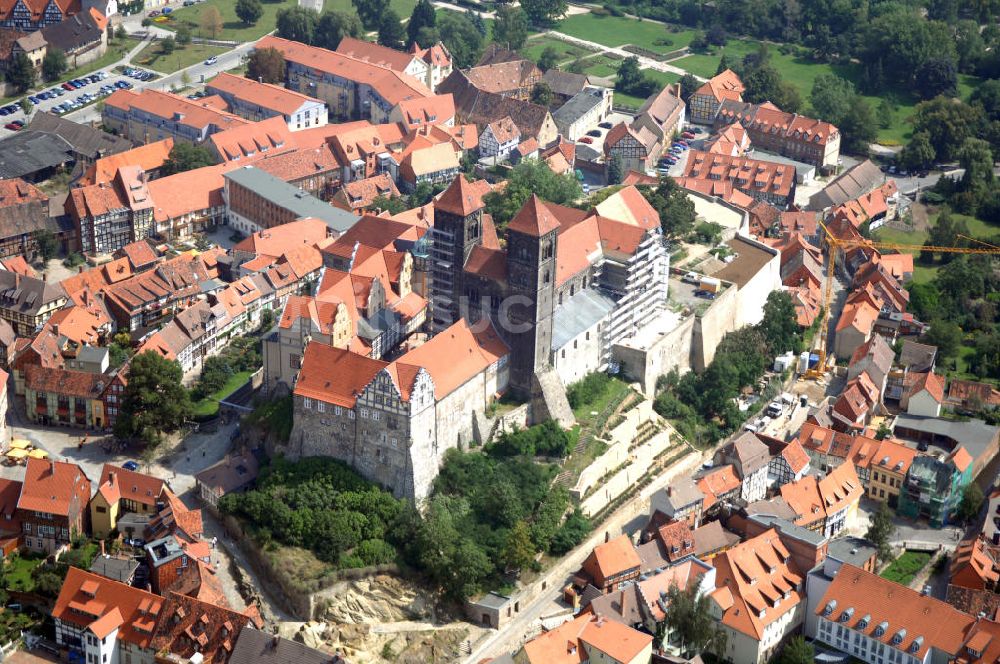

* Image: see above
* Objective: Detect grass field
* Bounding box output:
[873,211,1000,283]
[880,550,931,586]
[5,554,43,592]
[520,35,589,64]
[48,37,141,87]
[134,41,230,74]
[192,370,252,417]
[162,0,298,41]
[612,70,679,108]
[580,55,621,78]
[556,14,697,54]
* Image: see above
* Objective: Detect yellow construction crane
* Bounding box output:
[802,219,1000,380]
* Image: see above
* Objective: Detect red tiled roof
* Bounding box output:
[435,174,486,217]
[508,194,560,237]
[18,457,90,517]
[54,568,162,648]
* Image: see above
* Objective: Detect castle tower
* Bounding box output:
[505,195,558,394]
[429,175,483,333]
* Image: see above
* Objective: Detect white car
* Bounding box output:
[204,56,218,65]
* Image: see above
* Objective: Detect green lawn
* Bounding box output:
[327,0,417,20]
[192,370,252,418]
[880,550,931,586]
[580,55,621,79]
[162,0,298,42]
[134,41,230,74]
[5,554,43,592]
[520,35,589,64]
[555,14,697,54]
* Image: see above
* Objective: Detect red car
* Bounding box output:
[62,82,74,90]
[682,131,695,139]
[4,121,23,131]
[579,136,594,144]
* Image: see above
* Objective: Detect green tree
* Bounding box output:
[247,47,286,84]
[493,5,529,49]
[32,229,58,261]
[370,194,409,214]
[378,10,406,49]
[5,52,35,93]
[235,0,263,25]
[758,290,802,355]
[521,0,567,27]
[42,48,67,82]
[607,154,624,185]
[924,319,964,359]
[114,351,193,442]
[18,97,32,116]
[436,12,483,68]
[958,482,985,523]
[664,584,728,657]
[810,73,854,124]
[838,97,878,154]
[616,56,651,97]
[470,11,487,37]
[161,143,215,175]
[877,98,895,129]
[916,57,958,100]
[407,0,436,47]
[679,73,700,103]
[537,45,559,71]
[912,97,984,162]
[200,5,223,38]
[958,137,995,192]
[502,520,536,572]
[352,0,384,30]
[640,176,696,238]
[314,10,363,50]
[864,500,896,563]
[972,79,1000,122]
[530,81,553,106]
[549,509,589,554]
[483,158,582,226]
[899,131,936,171]
[776,636,815,664]
[115,23,128,40]
[176,23,192,45]
[276,6,317,43]
[160,36,175,55]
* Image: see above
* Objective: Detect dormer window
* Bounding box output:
[891,628,906,646]
[839,607,854,623]
[874,621,888,637]
[822,600,836,616]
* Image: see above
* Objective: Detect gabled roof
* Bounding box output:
[508,194,561,237]
[336,36,420,72]
[815,563,973,660]
[711,528,802,640]
[207,72,321,116]
[692,69,744,103]
[521,612,652,664]
[583,534,641,582]
[909,371,945,404]
[98,464,165,508]
[435,174,486,217]
[18,457,90,517]
[54,568,162,648]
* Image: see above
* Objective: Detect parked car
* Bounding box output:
[122,460,139,471]
[598,121,613,129]
[204,56,218,65]
[579,136,593,144]
[148,9,160,15]
[62,82,75,90]
[4,121,23,131]
[681,131,695,139]
[586,129,601,137]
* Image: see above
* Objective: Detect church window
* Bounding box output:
[543,270,550,284]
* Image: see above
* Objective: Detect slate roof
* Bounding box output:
[27,112,132,159]
[541,69,590,98]
[807,159,885,210]
[230,629,340,664]
[0,128,76,179]
[551,288,615,351]
[39,9,102,52]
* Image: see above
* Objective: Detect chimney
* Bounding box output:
[50,459,55,475]
[100,540,105,555]
[667,486,673,497]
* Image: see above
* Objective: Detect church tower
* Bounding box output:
[429,175,483,333]
[504,195,558,394]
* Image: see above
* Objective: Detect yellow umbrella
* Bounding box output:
[9,439,31,450]
[27,449,49,459]
[6,449,27,459]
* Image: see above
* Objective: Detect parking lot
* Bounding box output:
[576,110,633,153]
[0,67,158,135]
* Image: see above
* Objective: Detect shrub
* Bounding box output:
[566,372,612,410]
